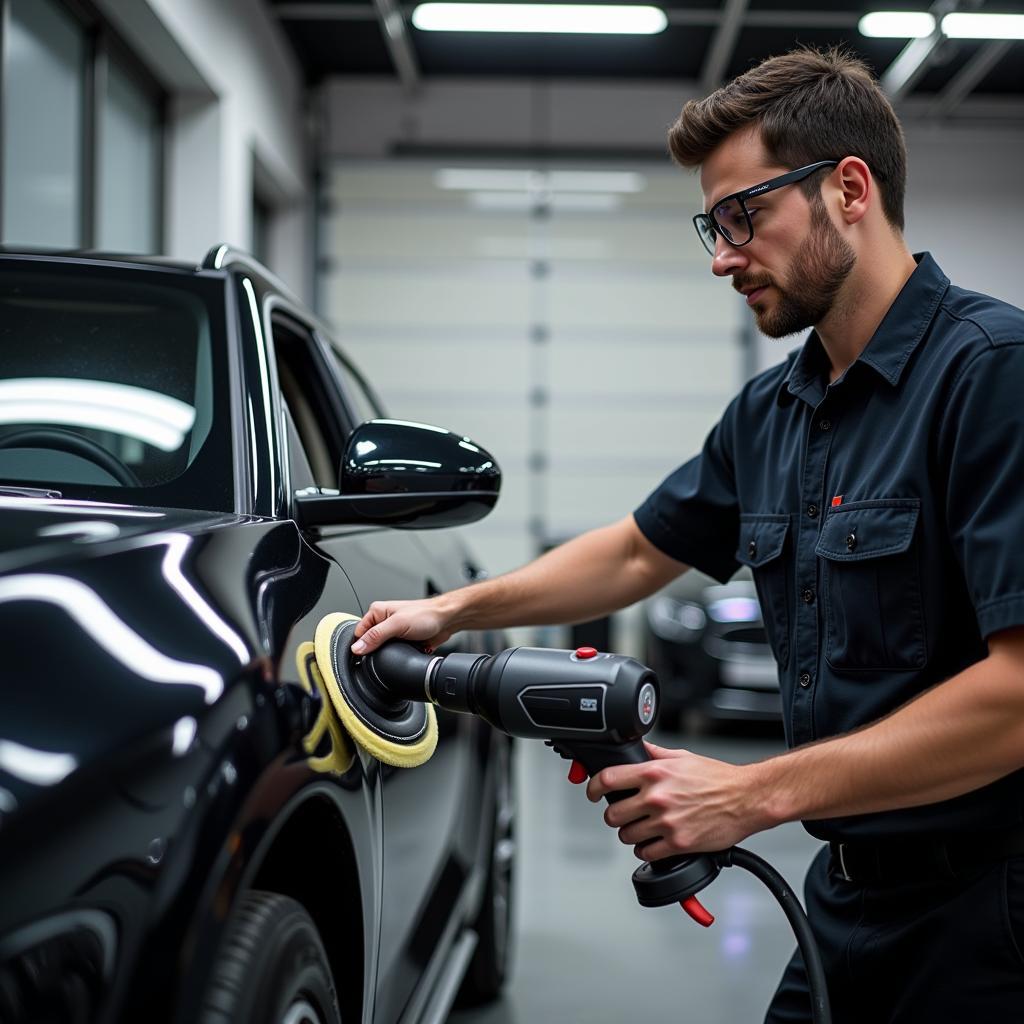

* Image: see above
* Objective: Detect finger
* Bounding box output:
[351,617,400,655]
[616,818,659,847]
[633,838,675,862]
[602,795,647,829]
[586,764,645,802]
[643,741,679,760]
[353,602,389,639]
[585,770,622,802]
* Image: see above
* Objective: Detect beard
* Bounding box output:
[740,200,856,339]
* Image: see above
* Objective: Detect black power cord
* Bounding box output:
[721,847,832,1024]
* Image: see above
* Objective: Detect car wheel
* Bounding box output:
[457,734,516,1005]
[199,891,343,1024]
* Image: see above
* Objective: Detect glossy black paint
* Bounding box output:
[0,249,507,1024]
[344,419,500,496]
[293,419,500,530]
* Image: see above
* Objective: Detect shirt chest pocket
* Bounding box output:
[815,499,926,672]
[736,514,792,669]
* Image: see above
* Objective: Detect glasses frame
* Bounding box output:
[693,160,840,256]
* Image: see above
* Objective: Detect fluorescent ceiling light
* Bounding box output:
[858,11,935,38]
[468,191,622,211]
[436,168,646,193]
[412,3,667,34]
[942,12,1024,38]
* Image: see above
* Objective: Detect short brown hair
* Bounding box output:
[669,47,907,230]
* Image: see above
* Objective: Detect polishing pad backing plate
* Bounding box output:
[314,612,438,768]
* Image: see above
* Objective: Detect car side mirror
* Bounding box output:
[293,419,501,529]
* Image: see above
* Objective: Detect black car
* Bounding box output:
[0,247,514,1024]
[644,568,781,727]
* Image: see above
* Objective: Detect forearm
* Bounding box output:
[438,516,687,633]
[755,640,1024,828]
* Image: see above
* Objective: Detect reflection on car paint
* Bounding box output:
[0,573,224,704]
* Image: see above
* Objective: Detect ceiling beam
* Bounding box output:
[881,0,960,101]
[700,0,747,92]
[931,39,1013,116]
[373,0,420,90]
[274,3,375,18]
[276,5,861,29]
[881,33,944,99]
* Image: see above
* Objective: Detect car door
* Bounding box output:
[267,308,475,1024]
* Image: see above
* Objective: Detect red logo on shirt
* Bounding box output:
[832,495,843,507]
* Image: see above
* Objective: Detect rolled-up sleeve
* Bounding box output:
[633,397,740,584]
[940,342,1024,639]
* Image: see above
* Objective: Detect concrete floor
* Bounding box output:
[450,727,822,1024]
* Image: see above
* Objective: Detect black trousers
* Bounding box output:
[764,845,1024,1023]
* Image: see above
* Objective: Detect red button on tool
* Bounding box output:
[568,761,588,784]
[575,646,598,660]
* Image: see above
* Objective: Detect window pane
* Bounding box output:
[2,0,85,247]
[97,60,161,253]
[0,264,234,512]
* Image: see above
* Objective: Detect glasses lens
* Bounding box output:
[712,197,752,246]
[694,215,717,256]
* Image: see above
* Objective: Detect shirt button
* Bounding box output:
[748,539,757,558]
[802,588,815,604]
[807,504,819,519]
[846,532,857,552]
[819,419,831,432]
[799,672,812,688]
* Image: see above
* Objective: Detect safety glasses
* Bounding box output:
[693,160,839,256]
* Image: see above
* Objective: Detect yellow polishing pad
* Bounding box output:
[295,640,355,776]
[314,612,438,769]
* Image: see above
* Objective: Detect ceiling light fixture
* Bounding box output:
[941,12,1024,39]
[436,168,646,192]
[412,3,668,35]
[858,11,936,38]
[468,191,622,211]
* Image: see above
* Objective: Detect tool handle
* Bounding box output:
[557,738,649,801]
[551,739,718,926]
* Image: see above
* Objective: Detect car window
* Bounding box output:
[270,315,345,491]
[280,397,317,492]
[0,264,234,511]
[326,344,387,425]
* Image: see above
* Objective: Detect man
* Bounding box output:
[351,48,1024,1022]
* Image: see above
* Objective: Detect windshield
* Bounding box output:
[0,260,235,512]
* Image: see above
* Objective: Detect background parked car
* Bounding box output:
[643,568,782,730]
[0,247,514,1024]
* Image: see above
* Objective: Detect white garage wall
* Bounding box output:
[319,162,746,580]
[94,0,313,301]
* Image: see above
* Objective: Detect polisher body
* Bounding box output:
[358,638,721,920]
[368,641,658,743]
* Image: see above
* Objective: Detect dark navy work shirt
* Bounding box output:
[634,253,1024,842]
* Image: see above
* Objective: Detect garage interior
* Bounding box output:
[2,0,1023,1021]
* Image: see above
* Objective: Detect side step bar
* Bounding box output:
[418,929,479,1024]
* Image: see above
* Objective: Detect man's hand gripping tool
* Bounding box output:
[360,638,722,925]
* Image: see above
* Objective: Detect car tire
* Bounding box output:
[457,734,516,1006]
[199,891,343,1024]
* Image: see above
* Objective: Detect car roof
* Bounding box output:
[0,246,203,273]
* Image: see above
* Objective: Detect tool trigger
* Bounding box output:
[681,895,714,927]
[568,760,588,784]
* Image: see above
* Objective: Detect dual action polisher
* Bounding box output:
[311,612,831,1024]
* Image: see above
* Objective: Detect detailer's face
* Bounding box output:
[700,131,856,338]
